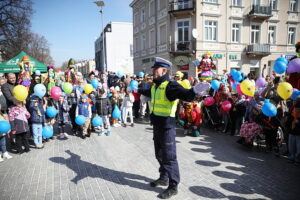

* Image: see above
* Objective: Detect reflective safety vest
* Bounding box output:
[150,81,179,117]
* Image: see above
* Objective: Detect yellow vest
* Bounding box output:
[150,81,179,117]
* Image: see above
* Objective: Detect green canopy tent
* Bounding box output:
[0,51,47,73]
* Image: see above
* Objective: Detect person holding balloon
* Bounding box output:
[229,94,246,136]
[95,88,112,136]
[121,87,135,127]
[8,100,31,154]
[0,106,13,162]
[288,98,300,165]
[29,94,46,148]
[76,95,92,139]
[55,94,70,139]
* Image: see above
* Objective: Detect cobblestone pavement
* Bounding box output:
[0,122,299,200]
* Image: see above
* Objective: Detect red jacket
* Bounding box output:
[180,103,202,126]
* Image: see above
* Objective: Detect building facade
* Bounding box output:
[130,0,300,78]
[95,22,134,74]
[76,60,96,78]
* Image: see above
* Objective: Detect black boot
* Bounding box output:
[158,188,178,199]
[150,179,168,187]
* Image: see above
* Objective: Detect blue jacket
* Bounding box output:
[77,102,90,117]
[29,95,45,124]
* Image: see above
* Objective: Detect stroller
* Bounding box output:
[202,103,221,129]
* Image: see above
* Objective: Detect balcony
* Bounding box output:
[169,0,195,16]
[246,44,271,56]
[248,5,272,20]
[169,40,195,54]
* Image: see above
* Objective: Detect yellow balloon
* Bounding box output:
[13,85,28,101]
[84,84,94,94]
[277,82,293,100]
[180,79,191,89]
[240,80,255,96]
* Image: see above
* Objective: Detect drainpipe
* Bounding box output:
[225,0,228,73]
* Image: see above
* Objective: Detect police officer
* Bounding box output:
[137,57,206,199]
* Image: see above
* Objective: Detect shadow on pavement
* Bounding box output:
[195,160,220,167]
[49,150,162,193]
[191,147,212,153]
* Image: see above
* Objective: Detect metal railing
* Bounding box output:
[170,41,195,52]
[247,44,270,55]
[249,5,272,16]
[169,0,194,12]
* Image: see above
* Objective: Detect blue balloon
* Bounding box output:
[211,80,220,90]
[112,105,121,119]
[117,71,124,78]
[92,116,103,127]
[42,126,53,138]
[34,84,46,98]
[107,93,112,98]
[276,57,288,65]
[230,69,237,76]
[262,99,277,117]
[0,121,11,134]
[273,61,287,74]
[138,72,144,78]
[91,79,99,89]
[75,115,86,125]
[233,71,242,82]
[130,80,139,91]
[46,107,58,118]
[291,89,300,100]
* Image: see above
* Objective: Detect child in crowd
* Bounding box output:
[288,97,300,165]
[44,96,56,139]
[110,89,121,127]
[56,94,70,139]
[96,88,112,136]
[76,94,92,139]
[8,101,31,154]
[0,105,12,162]
[179,102,202,136]
[121,87,135,127]
[230,94,246,136]
[29,94,46,148]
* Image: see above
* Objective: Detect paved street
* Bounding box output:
[0,122,299,200]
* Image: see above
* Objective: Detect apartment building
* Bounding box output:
[95,22,134,73]
[130,0,300,78]
[76,60,96,78]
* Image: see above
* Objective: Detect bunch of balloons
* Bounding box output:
[273,57,288,74]
[230,69,243,82]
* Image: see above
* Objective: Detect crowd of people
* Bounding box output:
[0,48,299,167]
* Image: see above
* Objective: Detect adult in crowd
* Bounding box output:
[0,77,8,113]
[1,73,18,110]
[138,57,204,199]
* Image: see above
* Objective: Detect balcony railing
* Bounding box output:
[170,40,195,53]
[248,5,272,19]
[169,0,195,13]
[246,44,271,56]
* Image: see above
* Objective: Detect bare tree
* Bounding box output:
[0,0,33,59]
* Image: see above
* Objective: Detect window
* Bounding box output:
[141,8,145,22]
[130,44,133,57]
[269,0,277,10]
[204,0,218,3]
[177,20,190,42]
[288,27,296,45]
[252,0,260,5]
[290,0,298,11]
[159,0,166,10]
[134,37,139,52]
[178,0,190,9]
[251,24,260,44]
[268,26,276,44]
[149,0,155,16]
[149,29,155,48]
[204,20,217,41]
[141,34,146,50]
[232,23,240,43]
[159,24,167,45]
[134,13,139,25]
[232,0,242,6]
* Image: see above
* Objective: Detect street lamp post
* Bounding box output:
[94,1,106,72]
